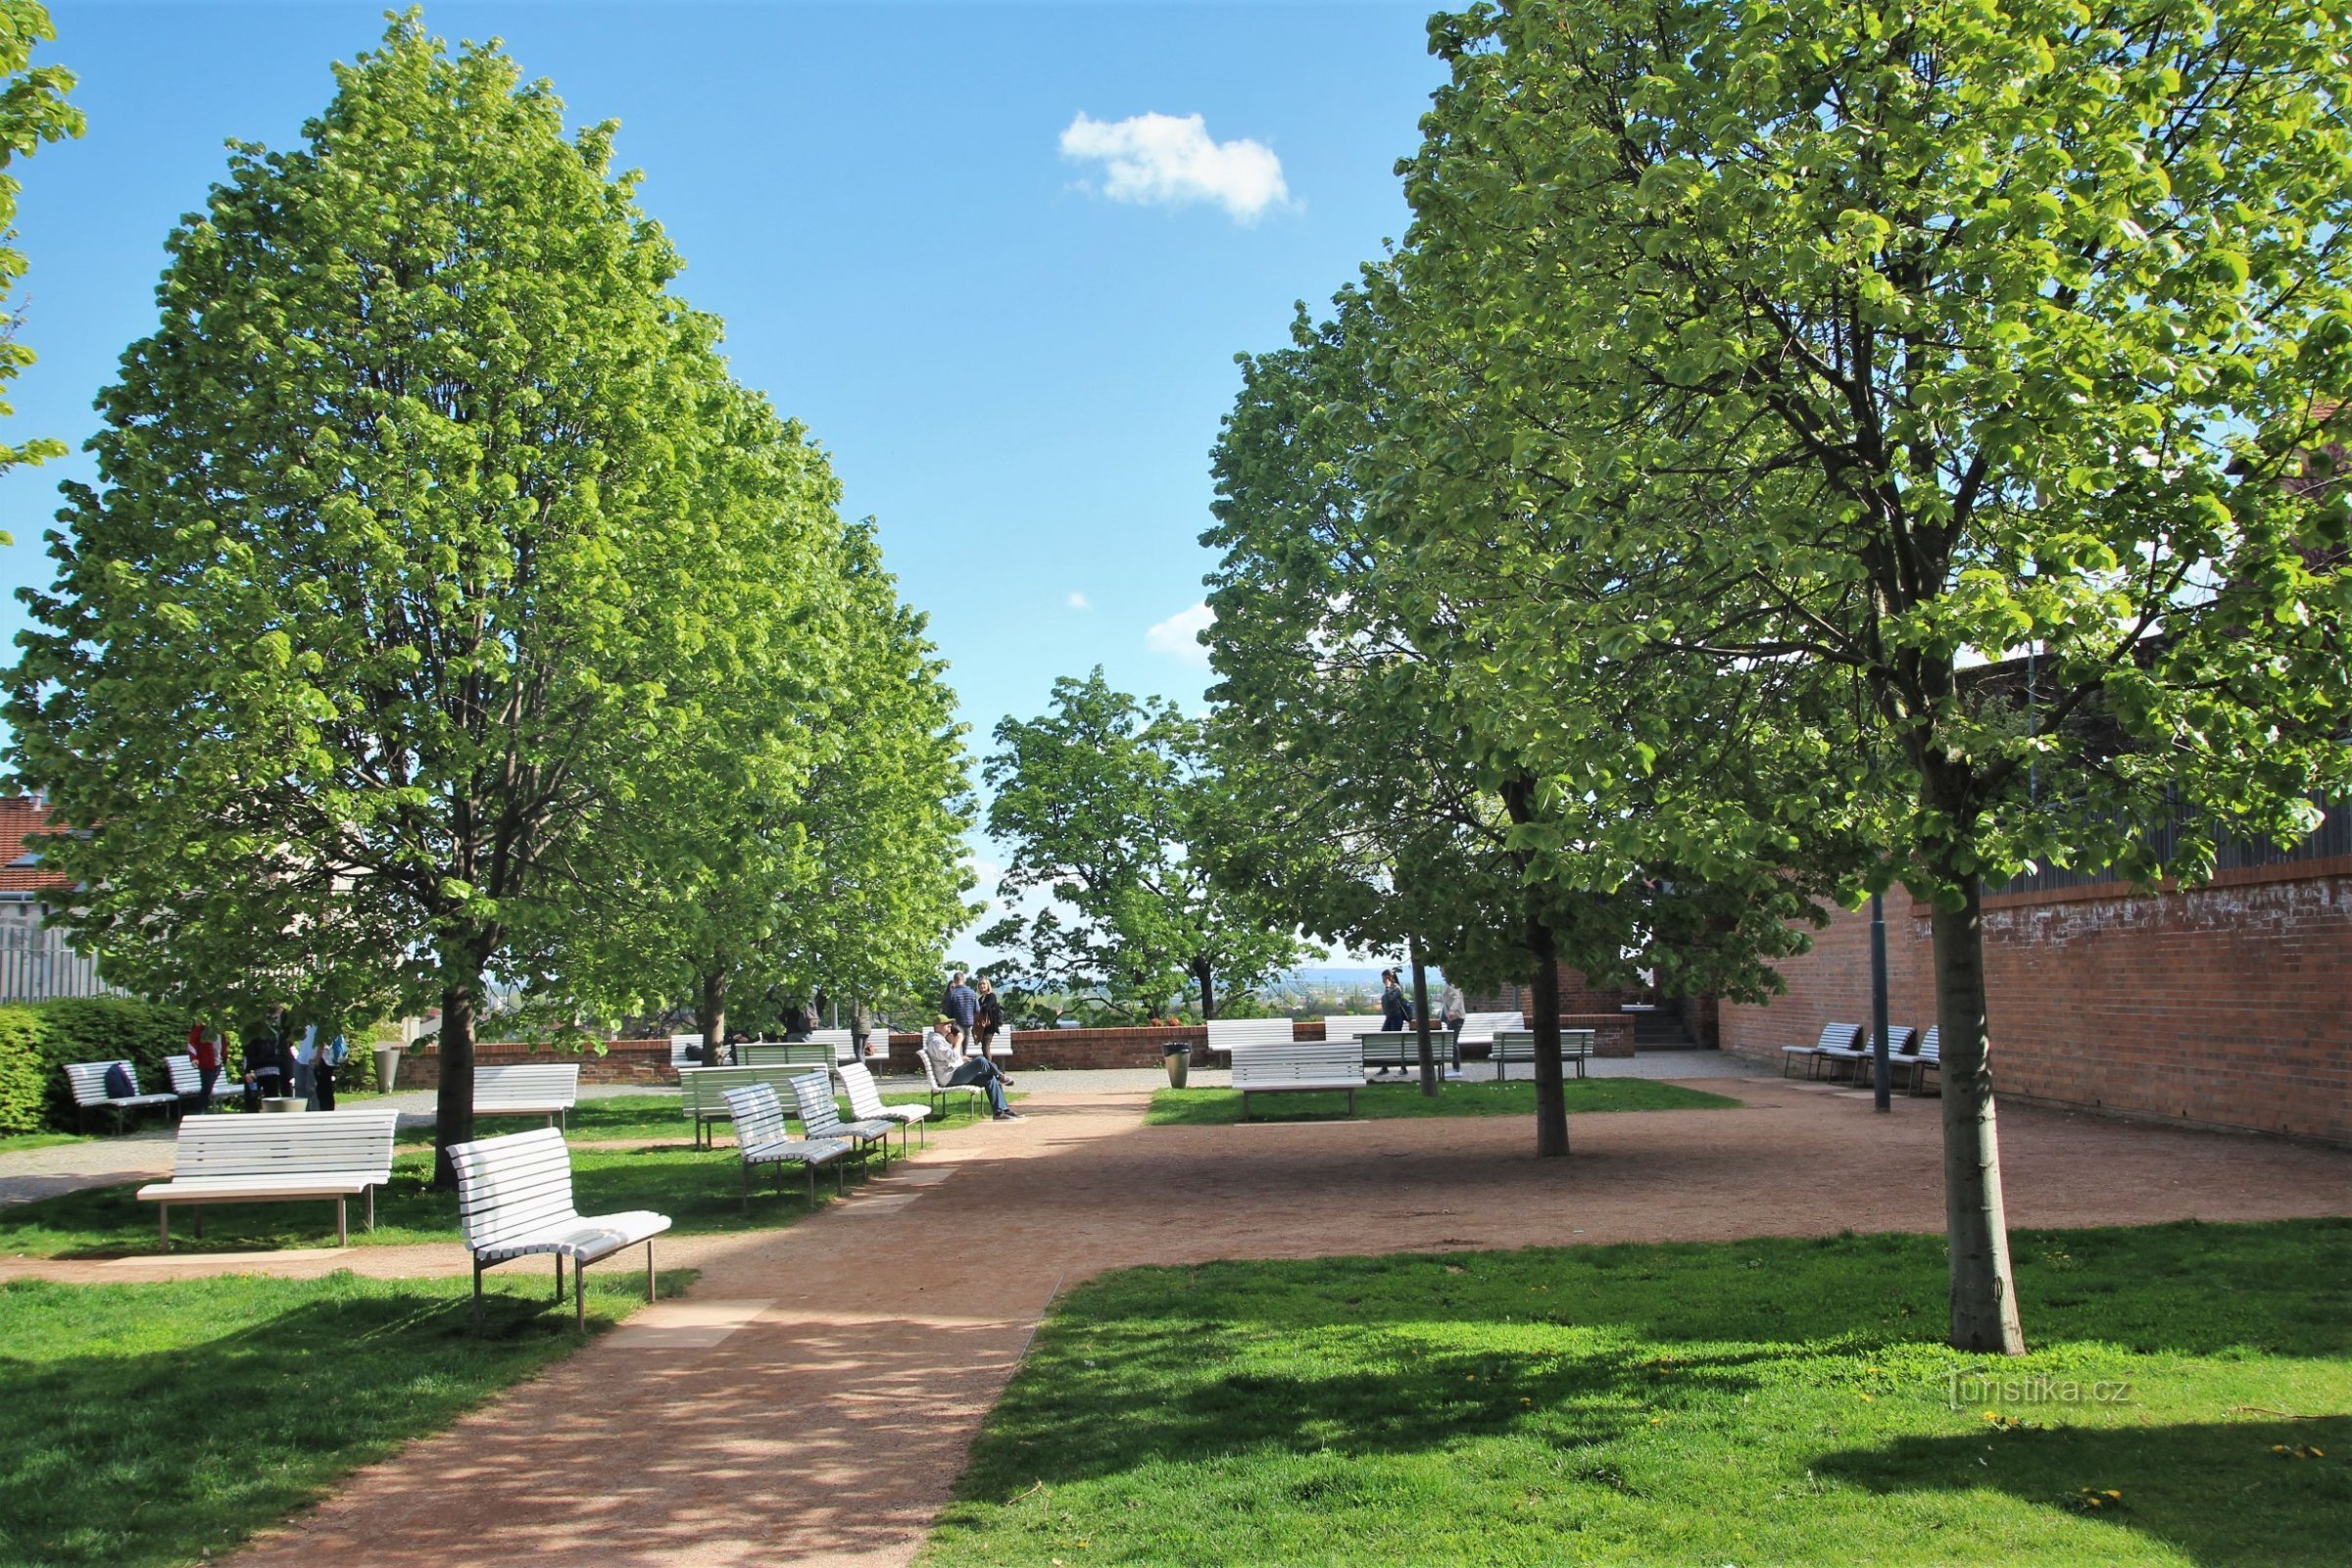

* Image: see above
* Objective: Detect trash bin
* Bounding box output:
[1164,1044,1192,1089]
[261,1097,307,1113]
[373,1046,403,1094]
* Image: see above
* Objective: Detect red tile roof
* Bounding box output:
[0,797,75,897]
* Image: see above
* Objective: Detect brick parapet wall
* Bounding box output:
[1718,873,2352,1145]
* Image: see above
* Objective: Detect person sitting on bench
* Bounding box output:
[921,1019,1018,1120]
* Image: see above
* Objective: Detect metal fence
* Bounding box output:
[0,923,125,1002]
[1991,796,2352,896]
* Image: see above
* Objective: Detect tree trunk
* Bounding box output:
[431,975,478,1190]
[695,960,729,1062]
[1528,916,1568,1156]
[1931,871,2027,1353]
[1195,957,1217,1021]
[1410,935,1438,1098]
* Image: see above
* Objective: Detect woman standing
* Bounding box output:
[973,978,1004,1055]
[315,1030,349,1110]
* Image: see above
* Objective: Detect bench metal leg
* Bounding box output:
[645,1240,656,1303]
[574,1260,587,1330]
[555,1252,565,1302]
[193,1208,203,1239]
[742,1158,753,1214]
[473,1259,485,1331]
[366,1186,375,1232]
[158,1203,170,1250]
[336,1197,348,1248]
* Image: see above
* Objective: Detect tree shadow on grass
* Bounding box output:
[1815,1416,2352,1568]
[0,1271,682,1568]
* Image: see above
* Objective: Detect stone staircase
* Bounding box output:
[1629,1007,1698,1052]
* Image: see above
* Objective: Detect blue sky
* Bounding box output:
[1,1,1447,954]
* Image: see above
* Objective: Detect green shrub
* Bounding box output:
[0,1004,47,1135]
[33,997,196,1129]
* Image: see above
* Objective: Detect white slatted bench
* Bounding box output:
[787,1071,894,1166]
[807,1027,861,1063]
[838,1059,929,1151]
[135,1109,397,1249]
[1455,1010,1524,1049]
[1490,1029,1596,1081]
[1205,1017,1296,1054]
[64,1060,181,1133]
[1230,1040,1364,1119]
[722,1083,853,1207]
[1782,1022,1866,1079]
[679,1064,818,1148]
[474,1062,580,1128]
[919,1050,990,1118]
[1319,1014,1391,1045]
[1907,1026,1942,1095]
[1819,1025,1917,1083]
[165,1054,242,1108]
[449,1126,670,1330]
[739,1041,835,1068]
[1361,1030,1459,1075]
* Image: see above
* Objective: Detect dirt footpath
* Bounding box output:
[206,1077,2349,1568]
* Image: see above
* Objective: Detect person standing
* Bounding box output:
[1442,982,1467,1040]
[291,1024,319,1108]
[241,1010,286,1112]
[1380,969,1410,1031]
[315,1030,348,1110]
[973,977,1004,1055]
[187,1022,224,1112]
[943,972,980,1054]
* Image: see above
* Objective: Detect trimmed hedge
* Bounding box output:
[30,998,198,1131]
[0,1004,44,1135]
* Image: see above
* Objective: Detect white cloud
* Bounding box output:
[1066,591,1091,610]
[1146,601,1214,663]
[1059,112,1290,221]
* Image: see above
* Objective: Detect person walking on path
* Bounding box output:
[1380,970,1411,1031]
[186,1023,224,1111]
[922,1019,1018,1118]
[973,978,1004,1054]
[943,972,980,1054]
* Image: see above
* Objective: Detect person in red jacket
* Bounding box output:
[186,1023,224,1112]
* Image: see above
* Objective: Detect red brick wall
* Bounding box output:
[1718,862,2352,1145]
[392,1038,678,1097]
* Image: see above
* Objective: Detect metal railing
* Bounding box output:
[0,922,125,1002]
[1991,797,2352,896]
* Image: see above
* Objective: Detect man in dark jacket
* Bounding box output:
[241,1007,289,1113]
[943,972,980,1053]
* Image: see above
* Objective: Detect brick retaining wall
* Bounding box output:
[1717,861,2352,1145]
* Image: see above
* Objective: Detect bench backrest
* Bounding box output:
[678,1064,812,1115]
[170,1109,398,1183]
[785,1071,848,1138]
[722,1082,792,1149]
[987,1027,1013,1059]
[1231,1040,1363,1087]
[474,1062,579,1108]
[837,1060,892,1123]
[64,1059,146,1105]
[805,1027,858,1062]
[1491,1029,1596,1060]
[1317,1014,1389,1043]
[449,1126,579,1252]
[1915,1026,1941,1064]
[165,1055,204,1095]
[1456,1011,1523,1042]
[1817,1022,1866,1053]
[1360,1031,1436,1063]
[669,1032,704,1066]
[739,1042,834,1067]
[1206,1017,1295,1050]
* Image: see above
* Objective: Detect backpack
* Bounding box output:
[103,1061,134,1099]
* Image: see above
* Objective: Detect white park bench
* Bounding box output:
[679,1064,819,1147]
[164,1054,242,1109]
[786,1070,894,1166]
[1360,1030,1459,1075]
[1489,1029,1596,1081]
[473,1062,581,1128]
[1230,1040,1364,1120]
[919,1048,990,1118]
[1455,1010,1524,1049]
[1907,1026,1943,1095]
[448,1125,671,1330]
[63,1060,181,1134]
[1319,1014,1391,1045]
[669,1032,705,1066]
[837,1059,930,1152]
[721,1082,853,1207]
[1204,1017,1295,1054]
[1782,1021,1867,1079]
[135,1109,398,1249]
[1817,1025,1917,1084]
[738,1041,835,1069]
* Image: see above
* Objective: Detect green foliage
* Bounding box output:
[0,1001,42,1134]
[0,1,82,500]
[0,1269,680,1567]
[923,1220,2352,1567]
[29,998,190,1126]
[1145,1079,1739,1125]
[982,668,1312,1020]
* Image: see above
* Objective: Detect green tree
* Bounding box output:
[7,19,760,1182]
[0,0,80,502]
[1386,0,2352,1349]
[982,668,1311,1020]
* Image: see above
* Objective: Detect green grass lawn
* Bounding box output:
[0,1268,687,1567]
[1145,1079,1740,1125]
[0,1129,97,1154]
[920,1219,2352,1567]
